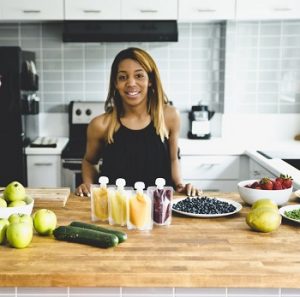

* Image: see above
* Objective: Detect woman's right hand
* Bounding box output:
[75,183,91,197]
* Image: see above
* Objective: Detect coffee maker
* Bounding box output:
[188,104,215,139]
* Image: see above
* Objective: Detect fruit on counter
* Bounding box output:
[53,225,119,248]
[8,213,33,227]
[0,219,9,244]
[70,221,127,243]
[8,200,27,207]
[251,199,278,211]
[245,174,293,190]
[3,181,26,202]
[6,221,33,248]
[246,198,281,233]
[33,209,57,235]
[0,198,7,208]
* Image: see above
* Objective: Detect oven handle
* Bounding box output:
[62,159,82,170]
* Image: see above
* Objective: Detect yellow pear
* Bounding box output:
[246,207,281,233]
[252,199,278,210]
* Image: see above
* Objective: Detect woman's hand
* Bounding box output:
[176,183,202,197]
[75,183,91,197]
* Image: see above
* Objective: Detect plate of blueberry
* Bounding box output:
[172,196,242,218]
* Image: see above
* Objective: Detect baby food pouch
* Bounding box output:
[91,176,110,222]
[148,178,173,226]
[127,181,152,231]
[108,178,131,226]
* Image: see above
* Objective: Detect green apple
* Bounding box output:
[0,219,9,244]
[33,209,57,235]
[6,222,33,248]
[4,181,26,202]
[8,200,26,207]
[0,198,7,208]
[8,213,33,227]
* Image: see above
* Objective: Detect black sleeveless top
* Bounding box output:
[100,122,172,188]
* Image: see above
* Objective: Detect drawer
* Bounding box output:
[181,155,240,179]
[27,155,61,187]
[183,180,238,192]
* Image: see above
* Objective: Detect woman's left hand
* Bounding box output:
[176,183,202,197]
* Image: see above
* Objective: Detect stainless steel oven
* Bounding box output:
[61,101,105,192]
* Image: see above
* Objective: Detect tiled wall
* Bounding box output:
[0,22,224,113]
[225,21,300,113]
[0,21,300,114]
[1,287,300,297]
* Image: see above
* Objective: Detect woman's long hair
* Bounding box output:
[105,47,169,143]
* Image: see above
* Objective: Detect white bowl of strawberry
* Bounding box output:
[237,175,293,206]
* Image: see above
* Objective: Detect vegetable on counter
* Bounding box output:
[284,208,300,220]
[53,225,119,248]
[70,221,127,243]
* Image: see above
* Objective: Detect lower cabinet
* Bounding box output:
[181,155,242,192]
[249,159,276,179]
[27,155,62,187]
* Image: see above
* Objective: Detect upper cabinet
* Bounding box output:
[236,0,300,20]
[65,0,121,20]
[178,0,235,22]
[0,0,64,21]
[121,0,177,20]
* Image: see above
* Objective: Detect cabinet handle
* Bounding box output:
[34,163,53,166]
[140,9,158,13]
[83,9,101,13]
[22,10,41,13]
[197,8,217,13]
[273,7,292,12]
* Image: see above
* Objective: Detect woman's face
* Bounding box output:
[115,58,151,108]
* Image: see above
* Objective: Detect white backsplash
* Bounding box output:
[38,112,300,144]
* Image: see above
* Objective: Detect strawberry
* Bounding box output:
[259,177,273,190]
[250,181,259,189]
[281,174,293,189]
[273,181,283,190]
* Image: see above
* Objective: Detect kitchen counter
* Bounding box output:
[1,193,300,288]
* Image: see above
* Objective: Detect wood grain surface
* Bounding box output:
[1,192,300,288]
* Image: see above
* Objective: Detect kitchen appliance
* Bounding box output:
[188,104,215,139]
[63,20,178,42]
[0,47,39,186]
[61,101,105,191]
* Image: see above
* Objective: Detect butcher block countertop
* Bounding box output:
[1,192,300,288]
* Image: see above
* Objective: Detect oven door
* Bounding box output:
[61,159,83,192]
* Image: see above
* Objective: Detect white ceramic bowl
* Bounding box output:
[0,196,34,219]
[237,179,293,206]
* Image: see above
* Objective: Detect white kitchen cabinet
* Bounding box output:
[64,0,121,20]
[181,155,241,192]
[236,0,300,20]
[0,0,63,21]
[121,0,177,20]
[249,159,276,180]
[27,155,62,188]
[179,0,235,22]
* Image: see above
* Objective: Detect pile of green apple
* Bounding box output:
[0,181,57,249]
[0,209,57,249]
[0,181,30,208]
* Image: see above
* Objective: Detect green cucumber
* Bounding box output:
[70,221,127,243]
[53,225,118,248]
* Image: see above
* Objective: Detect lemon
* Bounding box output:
[246,207,281,233]
[252,198,278,210]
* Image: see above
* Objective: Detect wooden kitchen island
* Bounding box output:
[1,192,300,295]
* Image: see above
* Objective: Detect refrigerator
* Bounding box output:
[0,46,39,186]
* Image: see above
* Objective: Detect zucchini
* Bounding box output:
[70,221,127,243]
[53,225,119,248]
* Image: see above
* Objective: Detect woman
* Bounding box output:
[76,47,200,197]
